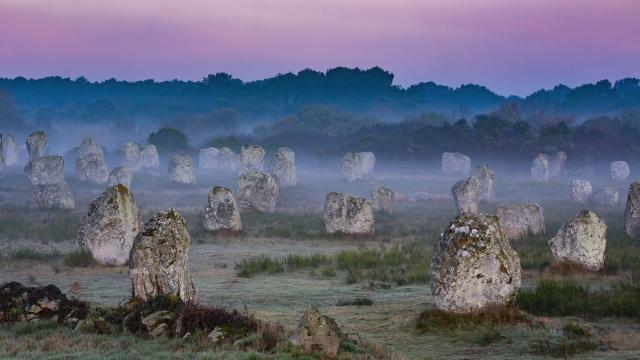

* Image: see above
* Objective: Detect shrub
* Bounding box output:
[416,306,530,332]
[63,250,95,267]
[10,248,60,261]
[148,127,189,154]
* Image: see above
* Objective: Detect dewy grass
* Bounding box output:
[9,247,61,261]
[63,250,96,268]
[0,207,80,243]
[236,253,330,277]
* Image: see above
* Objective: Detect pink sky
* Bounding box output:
[0,0,638,95]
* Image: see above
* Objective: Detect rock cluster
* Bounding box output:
[589,186,619,207]
[452,177,479,215]
[120,143,142,172]
[270,147,298,187]
[203,186,242,232]
[2,134,18,167]
[168,153,196,184]
[324,192,374,234]
[75,137,109,184]
[430,214,521,313]
[240,145,266,171]
[495,203,545,240]
[290,307,345,358]
[26,130,47,161]
[77,185,142,266]
[0,282,87,324]
[570,179,592,204]
[549,210,607,271]
[108,166,133,188]
[624,182,640,237]
[476,164,496,203]
[372,186,394,212]
[531,154,550,182]
[610,161,630,181]
[237,170,279,212]
[342,151,375,182]
[441,152,471,177]
[129,210,197,302]
[141,144,160,171]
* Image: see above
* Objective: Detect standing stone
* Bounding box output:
[120,143,142,172]
[32,182,75,209]
[372,186,394,212]
[75,138,108,184]
[203,186,242,232]
[168,153,196,185]
[77,185,142,266]
[476,164,496,203]
[610,161,630,181]
[237,171,279,212]
[441,152,471,177]
[24,156,65,186]
[324,192,374,234]
[26,131,47,161]
[0,134,4,172]
[495,203,545,241]
[199,147,220,170]
[129,210,197,302]
[108,166,133,189]
[218,147,240,172]
[141,144,160,171]
[342,152,375,182]
[270,147,298,187]
[240,145,265,171]
[430,213,521,313]
[531,154,550,183]
[549,151,568,179]
[589,186,620,207]
[570,179,592,204]
[549,210,607,271]
[3,134,18,166]
[452,177,479,215]
[290,307,345,358]
[625,182,640,237]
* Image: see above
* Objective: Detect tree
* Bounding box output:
[148,127,189,154]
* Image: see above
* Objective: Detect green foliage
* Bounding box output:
[148,127,189,154]
[63,250,96,267]
[336,297,374,306]
[0,208,79,243]
[416,306,530,332]
[236,253,330,278]
[9,248,60,261]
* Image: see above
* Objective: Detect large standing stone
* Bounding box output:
[441,152,471,177]
[26,131,47,161]
[141,144,160,171]
[24,156,64,186]
[589,186,620,207]
[342,152,375,182]
[199,147,220,170]
[237,171,279,212]
[430,213,521,313]
[203,186,242,232]
[168,153,196,185]
[495,203,545,240]
[549,210,607,271]
[129,210,197,302]
[476,164,496,203]
[240,145,266,171]
[3,134,18,167]
[549,151,568,179]
[75,138,108,184]
[290,307,345,358]
[610,161,630,181]
[625,182,640,237]
[452,177,479,215]
[120,143,142,172]
[270,147,298,187]
[77,185,141,266]
[372,186,394,212]
[531,154,550,183]
[218,147,240,172]
[108,166,133,188]
[570,179,592,204]
[32,182,75,209]
[324,192,374,234]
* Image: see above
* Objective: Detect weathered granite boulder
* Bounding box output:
[141,144,160,171]
[342,151,375,182]
[611,161,630,181]
[589,186,620,207]
[75,138,108,184]
[452,177,479,215]
[24,156,64,186]
[570,179,593,204]
[441,152,471,177]
[2,134,18,167]
[108,166,133,188]
[495,203,545,240]
[475,164,496,203]
[77,185,141,266]
[26,131,47,161]
[237,171,279,212]
[203,186,242,232]
[324,192,374,234]
[218,147,240,172]
[32,182,75,209]
[549,151,568,179]
[129,210,197,302]
[430,213,521,313]
[270,147,298,187]
[199,147,220,170]
[290,307,345,358]
[168,153,196,185]
[625,182,640,237]
[549,210,607,271]
[240,145,265,171]
[531,154,550,182]
[120,143,142,172]
[372,186,394,212]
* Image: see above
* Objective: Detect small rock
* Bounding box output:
[342,152,375,182]
[476,164,496,203]
[531,154,550,183]
[452,177,479,215]
[589,186,620,207]
[168,153,196,184]
[32,182,75,209]
[237,171,279,212]
[270,147,298,187]
[108,166,133,189]
[495,203,545,241]
[290,307,345,358]
[203,186,242,232]
[324,192,374,234]
[611,161,630,181]
[372,186,394,212]
[570,179,593,204]
[240,145,265,171]
[141,144,160,171]
[624,182,640,237]
[120,143,142,172]
[549,210,607,271]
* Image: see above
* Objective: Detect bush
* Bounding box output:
[10,248,60,261]
[148,127,189,154]
[63,250,95,267]
[416,306,530,332]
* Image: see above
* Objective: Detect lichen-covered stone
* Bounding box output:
[77,185,141,266]
[108,166,133,189]
[611,161,630,181]
[32,182,75,209]
[324,192,374,234]
[240,145,265,171]
[141,144,160,171]
[342,152,375,182]
[24,156,64,186]
[290,307,345,358]
[168,153,196,185]
[441,152,471,177]
[624,182,640,237]
[589,186,620,207]
[476,164,496,203]
[237,170,279,212]
[203,186,242,232]
[495,203,545,240]
[270,147,297,187]
[26,131,47,161]
[452,177,479,215]
[571,179,592,204]
[549,151,567,179]
[430,213,521,313]
[2,134,18,167]
[372,186,394,212]
[531,154,550,182]
[129,210,197,302]
[120,143,142,172]
[199,147,220,170]
[75,138,108,184]
[549,210,607,271]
